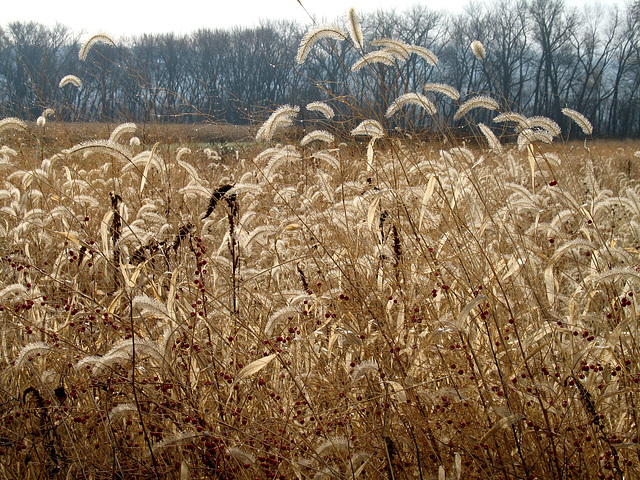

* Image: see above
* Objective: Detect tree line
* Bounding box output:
[1,0,639,138]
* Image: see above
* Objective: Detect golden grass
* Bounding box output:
[33,121,256,149]
[2,8,640,477]
[0,116,639,479]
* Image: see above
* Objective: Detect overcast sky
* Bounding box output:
[2,0,630,38]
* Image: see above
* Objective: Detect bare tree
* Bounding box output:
[529,0,578,119]
[484,0,532,108]
[1,1,640,136]
[2,22,77,118]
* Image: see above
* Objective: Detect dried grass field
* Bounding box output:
[3,15,640,480]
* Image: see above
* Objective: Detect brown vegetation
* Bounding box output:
[2,6,640,479]
[0,117,639,479]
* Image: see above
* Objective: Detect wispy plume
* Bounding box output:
[352,50,397,71]
[347,8,364,49]
[471,40,486,60]
[296,25,347,64]
[300,130,334,146]
[423,83,460,100]
[59,75,82,88]
[385,92,437,117]
[372,39,412,61]
[256,105,300,142]
[477,123,503,153]
[306,101,335,119]
[0,118,29,135]
[351,119,385,138]
[454,95,499,121]
[79,33,116,61]
[562,108,593,135]
[408,45,438,65]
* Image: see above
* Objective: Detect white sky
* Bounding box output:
[2,0,629,38]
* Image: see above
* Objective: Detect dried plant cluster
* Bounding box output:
[1,9,640,480]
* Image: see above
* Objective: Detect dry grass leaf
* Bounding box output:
[347,451,372,478]
[455,452,462,480]
[366,137,376,171]
[180,461,190,480]
[366,196,381,235]
[386,380,407,403]
[479,412,526,444]
[227,446,256,466]
[140,142,160,195]
[315,436,350,456]
[235,354,278,381]
[455,294,487,331]
[527,144,536,193]
[544,264,556,307]
[418,175,436,231]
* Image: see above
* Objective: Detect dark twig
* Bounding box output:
[202,184,234,220]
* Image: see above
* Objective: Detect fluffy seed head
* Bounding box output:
[351,49,397,72]
[59,75,81,88]
[423,83,460,100]
[306,101,334,119]
[517,128,554,150]
[385,92,437,118]
[372,39,412,60]
[316,436,351,455]
[493,112,529,129]
[15,342,50,368]
[296,25,347,64]
[0,283,28,301]
[351,359,379,381]
[347,8,364,49]
[0,146,18,158]
[561,108,593,135]
[352,50,397,71]
[408,45,438,66]
[109,123,138,143]
[109,403,137,422]
[227,447,256,465]
[300,130,335,146]
[453,95,499,121]
[79,33,116,61]
[471,40,486,60]
[0,118,29,135]
[151,431,198,455]
[528,116,561,137]
[311,150,340,169]
[351,119,385,138]
[66,139,132,162]
[256,105,300,142]
[477,123,503,153]
[132,295,173,321]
